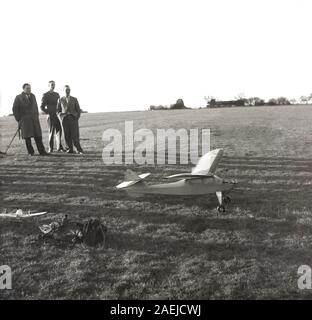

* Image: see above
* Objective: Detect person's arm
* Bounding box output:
[12,96,21,122]
[56,98,61,114]
[33,95,39,115]
[40,93,48,114]
[75,98,81,119]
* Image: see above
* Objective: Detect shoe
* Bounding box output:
[28,153,34,156]
[66,149,74,154]
[48,149,53,153]
[40,151,50,156]
[78,151,84,155]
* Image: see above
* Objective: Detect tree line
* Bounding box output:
[149,93,312,111]
[204,93,312,108]
[149,99,188,110]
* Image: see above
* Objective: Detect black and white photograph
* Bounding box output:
[1,0,312,306]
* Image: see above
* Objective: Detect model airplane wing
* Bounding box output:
[165,173,213,179]
[166,148,223,179]
[116,169,151,189]
[0,213,20,218]
[191,148,223,175]
[22,212,47,217]
[0,209,47,218]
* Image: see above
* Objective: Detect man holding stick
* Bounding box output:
[12,83,48,156]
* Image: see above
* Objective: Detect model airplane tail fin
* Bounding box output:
[125,169,140,181]
[116,170,151,189]
[192,148,224,175]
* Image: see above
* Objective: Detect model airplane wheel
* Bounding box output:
[223,196,231,204]
[217,205,225,213]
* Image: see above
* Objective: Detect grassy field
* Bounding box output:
[1,105,312,299]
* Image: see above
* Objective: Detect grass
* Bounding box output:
[1,105,312,299]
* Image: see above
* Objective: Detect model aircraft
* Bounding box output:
[0,209,48,218]
[116,148,237,212]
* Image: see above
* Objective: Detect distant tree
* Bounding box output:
[204,96,213,102]
[276,97,290,105]
[289,98,297,105]
[170,98,186,109]
[235,93,248,106]
[235,92,246,100]
[300,96,309,104]
[247,97,265,106]
[254,97,265,106]
[176,98,185,108]
[209,98,216,107]
[204,96,216,108]
[236,99,247,106]
[149,105,168,110]
[268,98,278,105]
[247,97,255,106]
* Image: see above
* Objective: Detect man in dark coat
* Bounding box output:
[40,80,64,153]
[12,83,48,156]
[57,85,84,154]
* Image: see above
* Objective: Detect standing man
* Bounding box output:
[12,83,48,156]
[57,85,84,154]
[40,80,64,153]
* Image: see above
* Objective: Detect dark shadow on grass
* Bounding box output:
[107,230,312,266]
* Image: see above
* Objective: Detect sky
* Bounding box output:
[0,0,311,115]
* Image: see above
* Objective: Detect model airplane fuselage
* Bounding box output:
[116,149,237,212]
[125,175,234,195]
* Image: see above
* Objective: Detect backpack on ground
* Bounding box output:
[82,218,107,247]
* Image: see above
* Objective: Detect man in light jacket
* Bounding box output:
[57,85,83,154]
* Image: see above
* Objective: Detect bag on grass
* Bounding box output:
[82,218,107,247]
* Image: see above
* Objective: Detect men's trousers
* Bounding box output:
[62,115,83,152]
[25,136,46,155]
[47,114,63,151]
